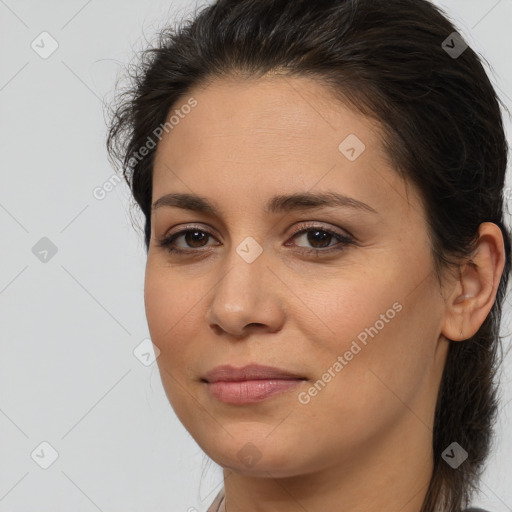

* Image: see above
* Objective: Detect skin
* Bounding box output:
[144,74,506,512]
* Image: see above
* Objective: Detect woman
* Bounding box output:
[106,0,511,511]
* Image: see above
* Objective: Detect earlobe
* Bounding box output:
[440,222,506,342]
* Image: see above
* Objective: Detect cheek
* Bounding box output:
[297,309,427,454]
[144,264,207,422]
[143,263,203,367]
[302,267,438,409]
[300,268,400,354]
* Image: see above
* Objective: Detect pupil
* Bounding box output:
[308,230,331,248]
[187,231,207,247]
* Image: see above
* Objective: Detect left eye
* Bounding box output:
[289,227,348,250]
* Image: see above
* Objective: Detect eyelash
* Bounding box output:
[157,222,356,257]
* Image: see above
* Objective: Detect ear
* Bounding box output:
[441,222,506,342]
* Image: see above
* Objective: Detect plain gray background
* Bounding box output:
[1,1,511,511]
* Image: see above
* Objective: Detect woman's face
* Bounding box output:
[145,75,450,478]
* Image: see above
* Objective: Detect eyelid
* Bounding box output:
[288,221,355,241]
[162,220,353,241]
[162,223,220,242]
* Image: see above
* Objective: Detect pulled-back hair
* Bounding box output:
[106,1,511,510]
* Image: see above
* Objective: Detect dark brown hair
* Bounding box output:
[106,1,511,510]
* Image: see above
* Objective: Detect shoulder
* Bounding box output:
[463,508,492,512]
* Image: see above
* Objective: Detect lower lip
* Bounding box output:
[205,379,305,404]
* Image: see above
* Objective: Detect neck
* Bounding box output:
[221,413,434,512]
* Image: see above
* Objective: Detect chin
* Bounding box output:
[198,434,308,476]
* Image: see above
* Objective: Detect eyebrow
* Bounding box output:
[151,191,378,216]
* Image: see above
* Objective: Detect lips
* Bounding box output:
[202,364,308,404]
[202,364,306,383]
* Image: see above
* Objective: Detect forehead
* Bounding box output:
[155,75,383,165]
[151,75,415,218]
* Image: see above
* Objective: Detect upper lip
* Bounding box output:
[202,364,306,383]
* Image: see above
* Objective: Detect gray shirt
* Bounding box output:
[206,488,490,512]
[207,488,224,512]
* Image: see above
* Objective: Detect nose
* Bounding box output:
[205,247,285,338]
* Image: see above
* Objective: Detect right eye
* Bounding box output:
[157,227,219,254]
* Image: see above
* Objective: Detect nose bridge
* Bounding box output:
[214,237,266,312]
[206,236,283,335]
